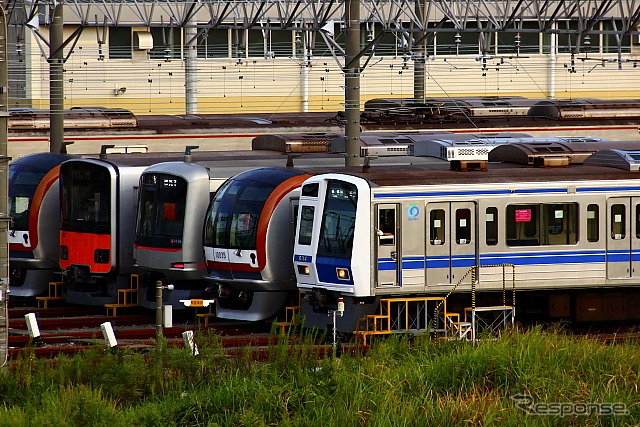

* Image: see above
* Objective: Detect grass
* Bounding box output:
[0,327,637,426]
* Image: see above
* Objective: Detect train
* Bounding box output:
[9,152,78,297]
[8,97,640,159]
[361,97,640,123]
[9,107,137,130]
[203,167,310,321]
[133,149,226,309]
[291,155,640,332]
[59,156,148,305]
[9,131,640,331]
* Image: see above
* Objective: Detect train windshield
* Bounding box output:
[204,168,302,250]
[204,179,274,250]
[9,153,75,232]
[8,165,47,231]
[317,180,358,258]
[136,173,187,248]
[60,162,111,234]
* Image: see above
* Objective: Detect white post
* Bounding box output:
[182,330,199,356]
[100,321,118,349]
[25,313,42,346]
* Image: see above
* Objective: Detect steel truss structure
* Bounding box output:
[5,1,640,45]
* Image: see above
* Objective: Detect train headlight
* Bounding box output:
[94,249,110,264]
[297,265,310,275]
[60,245,68,260]
[336,268,350,281]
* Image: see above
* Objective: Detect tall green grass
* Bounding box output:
[0,327,637,426]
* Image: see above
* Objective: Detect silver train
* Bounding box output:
[293,156,640,331]
[134,154,225,309]
[202,167,311,321]
[362,97,640,123]
[13,98,640,133]
[9,153,77,296]
[10,107,137,130]
[59,157,148,305]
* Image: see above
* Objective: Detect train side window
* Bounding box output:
[587,204,599,242]
[636,204,640,239]
[485,207,498,246]
[430,209,445,245]
[377,208,395,246]
[298,206,315,245]
[543,203,578,245]
[506,204,539,246]
[455,208,471,244]
[610,204,626,239]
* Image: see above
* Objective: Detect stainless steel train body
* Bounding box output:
[134,161,224,308]
[528,99,640,120]
[9,107,137,129]
[203,167,310,321]
[59,158,146,305]
[9,153,77,296]
[293,163,640,331]
[362,96,537,121]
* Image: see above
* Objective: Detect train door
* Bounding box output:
[426,201,477,286]
[606,198,632,279]
[632,198,640,278]
[375,204,400,287]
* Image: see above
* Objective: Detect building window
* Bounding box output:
[109,27,132,59]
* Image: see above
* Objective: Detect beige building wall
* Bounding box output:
[14,25,640,115]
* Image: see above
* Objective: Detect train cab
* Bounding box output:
[203,167,309,321]
[9,152,77,296]
[134,161,224,308]
[59,158,146,305]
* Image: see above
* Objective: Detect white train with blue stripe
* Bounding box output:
[293,158,640,331]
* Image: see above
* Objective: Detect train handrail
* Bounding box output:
[433,263,516,334]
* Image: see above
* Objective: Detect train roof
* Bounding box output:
[10,152,78,170]
[305,161,640,188]
[488,139,640,165]
[583,149,640,171]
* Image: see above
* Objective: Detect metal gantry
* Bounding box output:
[4,0,640,157]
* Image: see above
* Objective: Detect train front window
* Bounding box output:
[60,162,111,233]
[317,180,358,258]
[9,165,45,231]
[136,173,187,248]
[204,178,275,249]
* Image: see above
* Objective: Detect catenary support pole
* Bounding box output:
[49,2,64,153]
[343,0,361,167]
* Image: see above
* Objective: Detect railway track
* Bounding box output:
[6,302,288,360]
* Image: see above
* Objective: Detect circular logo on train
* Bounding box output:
[407,206,420,218]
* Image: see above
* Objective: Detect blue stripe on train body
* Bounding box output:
[373,250,629,272]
